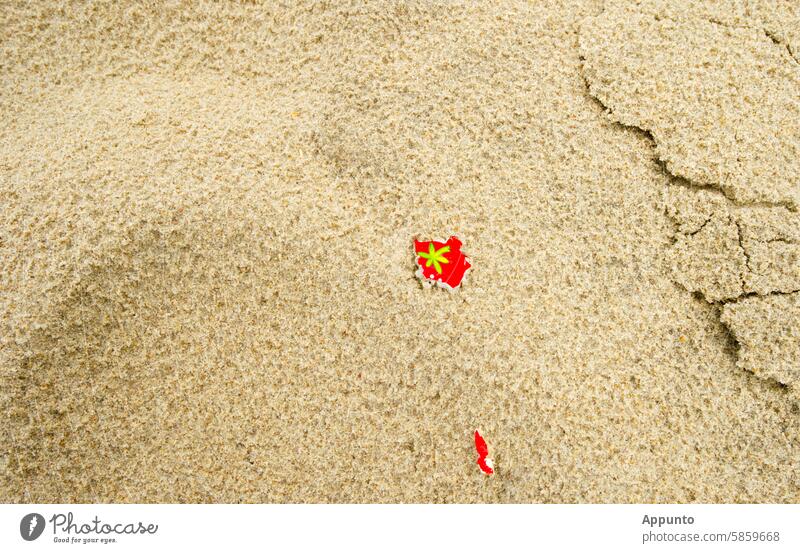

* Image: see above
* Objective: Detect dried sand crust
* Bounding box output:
[580,2,800,208]
[580,3,800,397]
[2,1,799,503]
[721,293,800,389]
[666,187,800,302]
[748,1,800,64]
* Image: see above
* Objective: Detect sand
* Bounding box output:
[580,1,800,208]
[1,1,798,503]
[665,187,800,301]
[721,293,800,390]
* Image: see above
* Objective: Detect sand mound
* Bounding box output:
[580,2,800,402]
[2,1,799,503]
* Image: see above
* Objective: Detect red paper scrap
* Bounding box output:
[414,236,471,290]
[474,430,494,475]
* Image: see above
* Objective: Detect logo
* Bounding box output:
[20,513,45,541]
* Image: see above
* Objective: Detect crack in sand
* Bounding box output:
[579,3,800,392]
[733,218,752,287]
[579,3,800,210]
[653,10,799,67]
[686,216,712,238]
[721,292,800,390]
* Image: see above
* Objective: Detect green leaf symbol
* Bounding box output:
[419,243,450,274]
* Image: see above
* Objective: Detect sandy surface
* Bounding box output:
[1,1,798,503]
[721,293,800,389]
[581,1,800,208]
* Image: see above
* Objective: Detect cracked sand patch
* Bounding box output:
[750,0,800,64]
[579,3,800,208]
[666,187,800,302]
[580,3,800,393]
[721,292,800,390]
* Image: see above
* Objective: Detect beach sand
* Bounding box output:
[1,1,798,503]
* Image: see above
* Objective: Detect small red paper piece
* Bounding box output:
[414,236,471,290]
[474,430,494,475]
